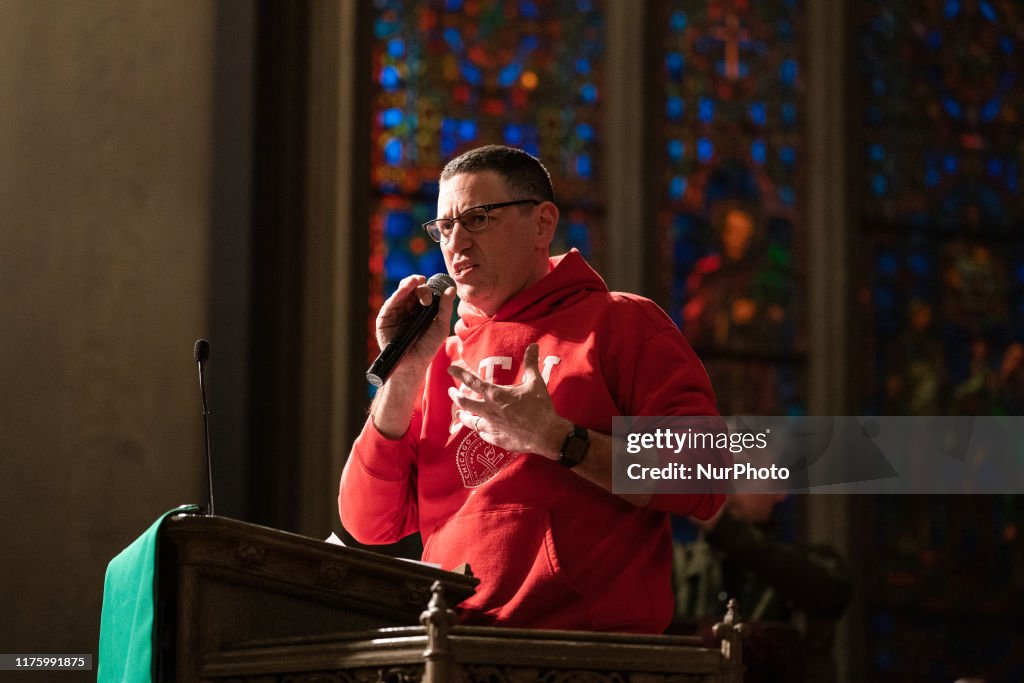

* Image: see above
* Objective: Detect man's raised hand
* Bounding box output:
[447,344,572,459]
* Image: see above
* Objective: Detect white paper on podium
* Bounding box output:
[324,532,442,569]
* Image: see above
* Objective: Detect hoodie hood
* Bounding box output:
[454,249,607,339]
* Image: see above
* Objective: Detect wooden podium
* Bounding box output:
[157,514,745,682]
[156,514,478,681]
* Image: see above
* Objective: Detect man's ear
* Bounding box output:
[534,201,560,248]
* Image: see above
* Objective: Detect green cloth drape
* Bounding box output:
[97,505,200,682]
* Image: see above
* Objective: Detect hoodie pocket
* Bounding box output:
[422,506,583,628]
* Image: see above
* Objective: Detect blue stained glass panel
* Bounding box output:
[858,0,1024,418]
[749,102,766,125]
[667,96,685,120]
[751,140,766,165]
[858,0,1022,233]
[379,65,401,89]
[656,0,807,415]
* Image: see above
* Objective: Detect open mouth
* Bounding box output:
[453,262,477,277]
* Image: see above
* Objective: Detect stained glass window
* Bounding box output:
[858,0,1024,417]
[653,0,807,415]
[369,0,607,369]
[857,3,1024,681]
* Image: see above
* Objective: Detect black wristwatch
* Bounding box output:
[558,425,590,468]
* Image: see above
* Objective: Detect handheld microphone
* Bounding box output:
[193,339,215,516]
[366,273,455,387]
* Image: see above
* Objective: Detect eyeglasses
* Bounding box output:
[422,199,541,243]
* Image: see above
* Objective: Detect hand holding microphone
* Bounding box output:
[367,273,456,387]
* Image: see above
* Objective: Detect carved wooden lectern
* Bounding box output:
[156,515,478,681]
[158,514,745,682]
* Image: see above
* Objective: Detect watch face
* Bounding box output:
[561,428,589,468]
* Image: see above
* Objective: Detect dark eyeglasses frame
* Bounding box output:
[422,199,541,243]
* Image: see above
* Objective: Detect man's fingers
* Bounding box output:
[448,386,487,413]
[400,273,427,287]
[521,343,541,382]
[380,275,427,316]
[435,287,456,320]
[448,364,491,396]
[453,408,473,430]
[394,274,426,300]
[415,283,435,307]
[454,408,487,434]
[413,281,456,309]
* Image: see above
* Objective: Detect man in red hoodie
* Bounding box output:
[340,145,724,633]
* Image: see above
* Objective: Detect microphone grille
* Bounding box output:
[194,338,211,363]
[426,273,456,295]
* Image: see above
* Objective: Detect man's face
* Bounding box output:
[437,171,545,316]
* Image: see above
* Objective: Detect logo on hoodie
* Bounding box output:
[447,351,559,487]
[455,431,520,488]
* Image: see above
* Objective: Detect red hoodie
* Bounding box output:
[340,250,723,633]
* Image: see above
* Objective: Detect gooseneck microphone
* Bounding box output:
[193,338,215,516]
[367,273,455,387]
